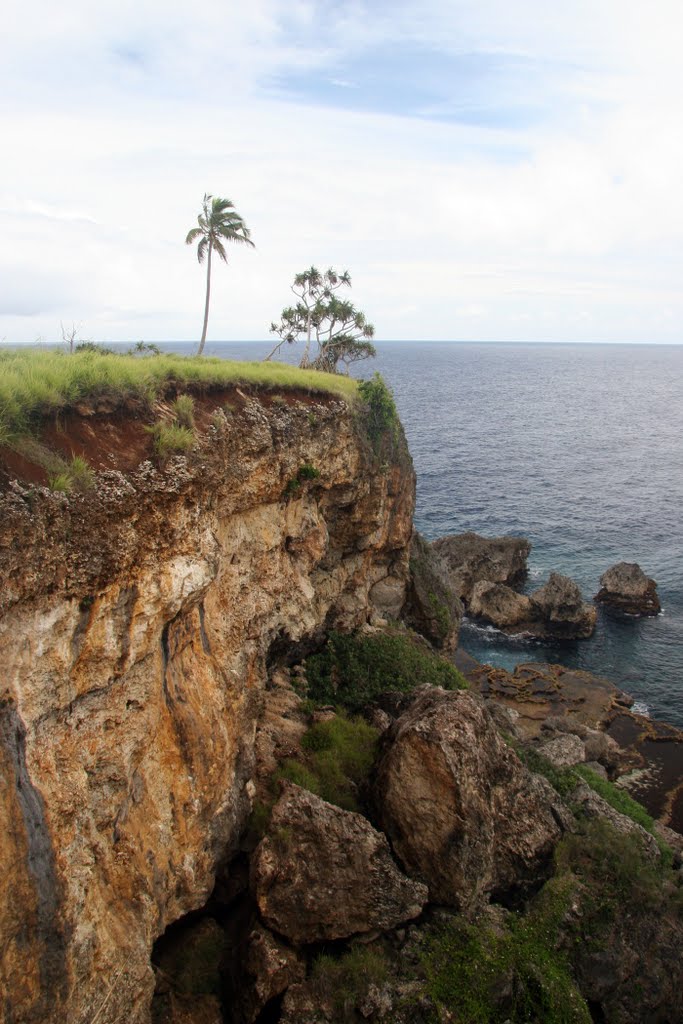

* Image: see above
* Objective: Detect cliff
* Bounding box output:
[0,386,414,1024]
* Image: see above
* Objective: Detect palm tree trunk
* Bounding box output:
[197,242,212,356]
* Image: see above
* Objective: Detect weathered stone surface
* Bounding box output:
[431,531,530,603]
[570,783,661,861]
[0,391,415,1024]
[529,572,597,638]
[251,783,427,944]
[239,925,305,1023]
[595,561,661,616]
[373,689,565,909]
[538,733,586,767]
[402,532,463,650]
[468,580,533,629]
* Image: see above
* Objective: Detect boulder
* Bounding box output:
[431,532,530,603]
[538,733,586,767]
[530,572,597,638]
[468,580,533,629]
[372,689,565,909]
[250,782,427,944]
[402,532,463,650]
[238,925,305,1023]
[595,562,661,616]
[569,783,662,862]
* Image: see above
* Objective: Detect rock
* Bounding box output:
[402,532,463,650]
[538,733,586,767]
[369,574,407,620]
[239,925,305,1023]
[431,531,530,603]
[373,689,565,909]
[569,783,661,862]
[468,581,533,629]
[530,572,597,638]
[250,782,427,944]
[152,993,224,1024]
[595,562,661,616]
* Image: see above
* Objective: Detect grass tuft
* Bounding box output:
[148,422,195,458]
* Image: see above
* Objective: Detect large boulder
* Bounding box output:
[237,925,305,1023]
[372,689,565,909]
[403,532,463,650]
[431,532,530,603]
[594,562,661,616]
[250,783,427,944]
[530,572,597,639]
[468,580,533,629]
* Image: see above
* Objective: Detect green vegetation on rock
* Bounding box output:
[311,944,388,1019]
[304,629,467,713]
[278,711,379,812]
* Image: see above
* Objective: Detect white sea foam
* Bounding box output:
[631,700,650,718]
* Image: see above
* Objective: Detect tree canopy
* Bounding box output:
[265,266,376,374]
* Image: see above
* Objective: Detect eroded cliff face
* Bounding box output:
[0,390,414,1024]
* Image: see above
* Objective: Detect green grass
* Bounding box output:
[0,348,358,442]
[171,394,195,428]
[311,945,389,1019]
[277,711,379,812]
[148,422,195,457]
[304,629,467,713]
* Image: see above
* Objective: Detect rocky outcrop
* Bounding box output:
[0,389,415,1024]
[529,572,597,638]
[595,561,661,616]
[250,782,427,943]
[431,531,530,603]
[468,580,532,629]
[238,925,305,1024]
[373,688,565,909]
[402,531,463,650]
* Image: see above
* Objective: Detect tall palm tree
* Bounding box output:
[185,194,254,355]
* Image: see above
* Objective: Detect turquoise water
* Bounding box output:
[123,340,683,727]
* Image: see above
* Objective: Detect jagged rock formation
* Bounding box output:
[250,782,427,943]
[373,688,566,908]
[468,579,532,629]
[402,531,463,650]
[0,388,415,1024]
[595,561,661,616]
[431,531,530,602]
[529,571,597,638]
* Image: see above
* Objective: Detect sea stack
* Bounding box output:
[595,562,661,616]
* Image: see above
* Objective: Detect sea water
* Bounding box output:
[143,340,683,728]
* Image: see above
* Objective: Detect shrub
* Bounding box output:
[357,372,398,450]
[277,712,379,812]
[304,629,467,713]
[311,945,388,1019]
[283,463,321,497]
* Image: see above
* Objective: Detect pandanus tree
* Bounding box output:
[265,266,376,373]
[185,194,254,355]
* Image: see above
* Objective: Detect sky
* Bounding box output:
[1,0,682,344]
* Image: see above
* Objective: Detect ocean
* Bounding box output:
[131,340,683,728]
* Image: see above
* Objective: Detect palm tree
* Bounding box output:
[185,194,254,355]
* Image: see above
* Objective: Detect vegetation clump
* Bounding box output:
[283,463,321,497]
[311,944,389,1020]
[304,629,467,713]
[357,372,399,452]
[278,711,379,812]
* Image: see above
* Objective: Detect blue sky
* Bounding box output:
[1,0,682,343]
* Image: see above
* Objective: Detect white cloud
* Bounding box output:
[1,1,682,342]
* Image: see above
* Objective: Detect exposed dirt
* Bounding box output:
[0,384,330,492]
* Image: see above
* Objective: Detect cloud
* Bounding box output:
[0,1,682,342]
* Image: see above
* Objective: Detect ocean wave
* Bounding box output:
[631,700,650,718]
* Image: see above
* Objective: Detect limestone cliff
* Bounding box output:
[0,388,415,1024]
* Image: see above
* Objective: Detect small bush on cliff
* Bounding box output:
[304,629,467,713]
[171,394,195,429]
[311,944,388,1019]
[357,372,399,452]
[149,422,195,457]
[278,711,379,812]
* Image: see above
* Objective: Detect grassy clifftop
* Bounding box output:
[0,348,358,444]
